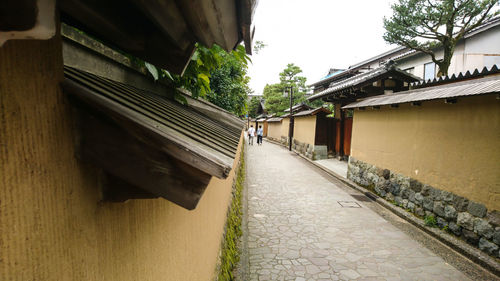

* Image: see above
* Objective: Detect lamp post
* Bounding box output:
[284,86,294,151]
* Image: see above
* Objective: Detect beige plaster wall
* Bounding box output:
[267,122,282,140]
[281,117,290,139]
[293,115,316,146]
[0,33,240,281]
[351,95,500,211]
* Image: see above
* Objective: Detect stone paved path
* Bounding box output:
[243,140,470,281]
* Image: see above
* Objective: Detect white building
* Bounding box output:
[348,17,500,81]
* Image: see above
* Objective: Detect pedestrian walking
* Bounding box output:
[247,125,255,145]
[257,125,263,145]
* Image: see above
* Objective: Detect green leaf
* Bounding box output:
[161,69,174,81]
[191,51,199,62]
[144,62,159,81]
[197,73,210,85]
[199,86,207,97]
[174,91,188,105]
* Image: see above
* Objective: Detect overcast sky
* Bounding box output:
[247,0,397,95]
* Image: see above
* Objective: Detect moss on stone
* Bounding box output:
[216,145,245,281]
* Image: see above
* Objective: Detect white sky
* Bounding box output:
[247,0,397,94]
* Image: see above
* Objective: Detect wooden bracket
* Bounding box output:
[78,109,211,210]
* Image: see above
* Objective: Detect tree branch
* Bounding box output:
[454,3,495,40]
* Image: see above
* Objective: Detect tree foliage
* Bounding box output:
[262,63,320,116]
[248,96,262,118]
[383,0,499,76]
[206,49,252,116]
[145,43,252,113]
[253,40,267,54]
[262,83,290,116]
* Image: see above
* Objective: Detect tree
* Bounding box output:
[262,83,287,115]
[383,0,498,76]
[263,63,314,116]
[279,63,309,94]
[206,46,252,116]
[248,96,261,118]
[253,40,267,54]
[145,43,251,108]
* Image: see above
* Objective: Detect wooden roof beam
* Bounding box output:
[131,0,194,51]
[60,0,146,51]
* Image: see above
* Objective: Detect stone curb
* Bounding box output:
[264,138,308,157]
[260,139,500,277]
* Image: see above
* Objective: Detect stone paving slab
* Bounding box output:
[314,158,348,179]
[244,140,470,281]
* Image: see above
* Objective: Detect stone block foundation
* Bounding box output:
[348,157,500,258]
[273,136,327,160]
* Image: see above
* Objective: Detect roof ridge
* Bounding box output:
[411,64,500,88]
[344,73,500,109]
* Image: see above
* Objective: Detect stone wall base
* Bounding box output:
[275,136,327,160]
[348,157,500,258]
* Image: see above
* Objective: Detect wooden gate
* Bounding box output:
[326,117,336,154]
[333,117,353,156]
[343,118,352,156]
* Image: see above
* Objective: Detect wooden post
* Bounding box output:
[339,106,345,159]
[288,86,294,151]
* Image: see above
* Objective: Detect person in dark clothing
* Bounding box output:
[257,125,263,145]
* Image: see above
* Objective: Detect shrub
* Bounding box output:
[424,215,437,227]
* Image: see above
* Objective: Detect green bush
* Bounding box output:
[424,215,437,227]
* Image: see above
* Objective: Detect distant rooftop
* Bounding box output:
[349,15,500,69]
[321,69,345,80]
[308,62,420,101]
[313,16,500,88]
[344,65,500,109]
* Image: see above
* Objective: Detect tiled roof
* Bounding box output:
[63,66,242,177]
[308,62,420,101]
[309,69,357,87]
[464,15,500,38]
[284,102,313,112]
[266,117,283,122]
[411,65,500,88]
[343,71,500,109]
[347,46,407,70]
[293,107,331,117]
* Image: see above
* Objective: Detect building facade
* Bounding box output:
[344,69,500,258]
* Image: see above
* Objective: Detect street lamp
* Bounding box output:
[283,86,294,151]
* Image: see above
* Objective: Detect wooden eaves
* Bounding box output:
[293,107,331,117]
[343,67,500,109]
[62,66,243,210]
[284,102,313,113]
[307,62,420,104]
[59,0,257,75]
[266,117,283,123]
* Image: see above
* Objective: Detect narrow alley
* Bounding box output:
[242,140,475,280]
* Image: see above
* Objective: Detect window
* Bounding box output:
[424,62,436,81]
[404,67,415,74]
